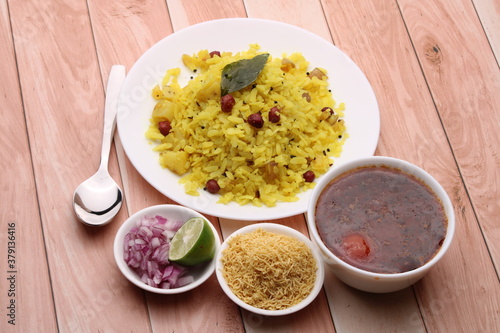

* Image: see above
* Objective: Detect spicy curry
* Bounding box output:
[315,165,447,274]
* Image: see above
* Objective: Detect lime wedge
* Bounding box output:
[169,217,216,266]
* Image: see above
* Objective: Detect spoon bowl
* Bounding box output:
[73,169,123,226]
[73,65,126,226]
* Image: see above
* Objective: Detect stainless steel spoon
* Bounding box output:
[73,65,126,226]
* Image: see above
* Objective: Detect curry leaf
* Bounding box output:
[220,53,270,96]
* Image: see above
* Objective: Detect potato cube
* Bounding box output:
[160,151,189,175]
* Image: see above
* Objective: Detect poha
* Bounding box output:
[146,44,347,207]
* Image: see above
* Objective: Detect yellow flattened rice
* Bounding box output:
[146,44,347,207]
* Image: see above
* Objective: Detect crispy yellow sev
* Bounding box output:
[220,228,317,310]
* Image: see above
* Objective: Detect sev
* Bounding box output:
[146,44,347,207]
[220,228,317,310]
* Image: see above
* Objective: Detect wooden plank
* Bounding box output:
[397,0,500,330]
[244,0,333,42]
[3,0,498,331]
[7,0,151,330]
[165,1,336,332]
[232,4,338,332]
[166,0,247,28]
[321,0,500,331]
[87,0,174,217]
[87,0,172,91]
[0,1,57,331]
[87,1,245,332]
[399,0,500,271]
[472,0,500,62]
[244,0,427,332]
[324,276,425,333]
[85,0,181,225]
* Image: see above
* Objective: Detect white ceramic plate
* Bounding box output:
[117,18,379,221]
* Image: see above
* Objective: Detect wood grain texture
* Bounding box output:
[322,0,500,331]
[398,0,500,329]
[0,1,57,331]
[246,0,426,331]
[167,0,247,29]
[88,0,172,80]
[2,0,498,331]
[472,0,500,62]
[166,1,336,331]
[324,275,425,333]
[87,0,245,332]
[220,1,337,330]
[86,0,175,216]
[7,0,150,331]
[399,0,500,272]
[244,0,333,42]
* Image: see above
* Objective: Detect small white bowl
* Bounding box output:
[114,204,221,294]
[307,156,455,293]
[215,223,325,316]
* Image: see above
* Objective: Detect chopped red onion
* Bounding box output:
[123,214,193,289]
[176,275,195,287]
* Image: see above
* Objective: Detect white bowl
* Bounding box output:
[114,204,221,294]
[307,156,455,293]
[215,223,325,316]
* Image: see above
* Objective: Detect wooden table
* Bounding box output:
[1,0,499,332]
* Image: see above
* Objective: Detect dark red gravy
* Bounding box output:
[315,165,447,274]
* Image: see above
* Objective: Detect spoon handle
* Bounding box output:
[99,65,126,172]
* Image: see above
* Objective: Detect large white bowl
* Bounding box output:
[215,223,325,316]
[306,156,455,293]
[114,204,221,294]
